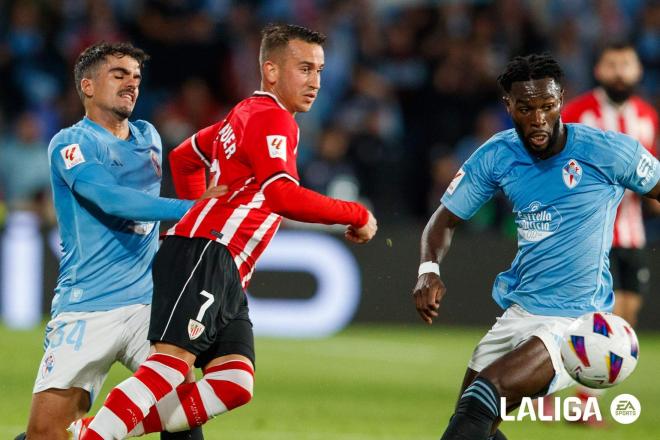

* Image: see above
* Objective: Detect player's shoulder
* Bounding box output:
[48,120,97,155]
[473,128,520,158]
[131,119,162,146]
[236,94,295,129]
[570,123,638,163]
[130,119,157,135]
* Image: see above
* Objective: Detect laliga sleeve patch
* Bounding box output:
[61,144,86,169]
[266,135,287,160]
[446,168,465,195]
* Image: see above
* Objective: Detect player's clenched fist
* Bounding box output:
[412,273,445,325]
[345,210,377,244]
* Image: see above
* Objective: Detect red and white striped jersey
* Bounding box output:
[167,92,300,287]
[562,88,659,248]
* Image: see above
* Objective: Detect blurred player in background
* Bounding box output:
[21,42,224,440]
[412,54,660,440]
[559,40,659,426]
[81,24,377,440]
[563,41,659,327]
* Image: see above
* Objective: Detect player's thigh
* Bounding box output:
[118,304,153,371]
[27,388,89,438]
[33,310,126,407]
[149,237,242,360]
[198,304,255,371]
[478,336,555,402]
[470,305,575,399]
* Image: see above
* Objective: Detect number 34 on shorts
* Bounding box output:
[45,319,87,351]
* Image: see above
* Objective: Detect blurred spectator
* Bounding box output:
[0,0,658,230]
[0,111,51,215]
[302,126,362,204]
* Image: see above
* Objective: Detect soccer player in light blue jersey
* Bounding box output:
[21,42,224,440]
[411,54,660,440]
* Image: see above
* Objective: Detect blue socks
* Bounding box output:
[441,377,501,440]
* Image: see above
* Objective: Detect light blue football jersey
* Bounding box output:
[441,123,659,317]
[48,117,181,316]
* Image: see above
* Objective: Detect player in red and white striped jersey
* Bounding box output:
[560,41,658,425]
[562,42,658,328]
[82,24,377,440]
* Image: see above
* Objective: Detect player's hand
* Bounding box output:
[412,273,446,325]
[345,210,377,244]
[198,185,229,201]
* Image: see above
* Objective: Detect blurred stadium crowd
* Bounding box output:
[0,0,659,235]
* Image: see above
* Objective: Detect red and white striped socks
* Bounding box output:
[82,353,190,440]
[128,360,254,436]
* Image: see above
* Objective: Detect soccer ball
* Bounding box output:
[560,312,639,389]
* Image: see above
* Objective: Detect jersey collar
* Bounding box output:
[252,91,288,111]
[82,116,143,144]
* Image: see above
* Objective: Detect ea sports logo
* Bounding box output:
[610,394,641,424]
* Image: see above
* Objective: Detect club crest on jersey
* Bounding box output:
[188,319,205,340]
[562,159,582,189]
[150,150,162,177]
[61,144,85,169]
[267,135,287,160]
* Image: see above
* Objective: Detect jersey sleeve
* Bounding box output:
[616,134,660,194]
[49,128,104,188]
[242,109,299,188]
[440,143,500,220]
[190,120,222,168]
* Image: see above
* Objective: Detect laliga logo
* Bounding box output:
[500,394,641,424]
[500,396,602,422]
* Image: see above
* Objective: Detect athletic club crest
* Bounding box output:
[188,319,205,340]
[562,159,582,189]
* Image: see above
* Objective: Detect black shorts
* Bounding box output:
[609,247,650,295]
[148,236,255,369]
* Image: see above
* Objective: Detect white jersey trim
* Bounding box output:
[261,172,299,191]
[189,198,219,238]
[217,192,265,245]
[252,91,288,111]
[191,134,212,168]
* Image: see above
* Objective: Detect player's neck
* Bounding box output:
[85,107,131,139]
[259,84,295,115]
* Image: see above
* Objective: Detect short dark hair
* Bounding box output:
[595,40,638,63]
[259,23,326,65]
[497,53,564,94]
[74,42,149,101]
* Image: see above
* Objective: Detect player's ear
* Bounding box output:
[80,77,94,99]
[262,60,279,85]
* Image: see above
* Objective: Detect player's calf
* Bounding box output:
[128,359,254,436]
[441,377,501,440]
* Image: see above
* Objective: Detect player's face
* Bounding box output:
[594,48,642,104]
[85,55,141,120]
[505,78,564,159]
[273,40,324,113]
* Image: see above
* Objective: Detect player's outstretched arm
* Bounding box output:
[73,164,225,221]
[412,204,463,325]
[263,178,377,243]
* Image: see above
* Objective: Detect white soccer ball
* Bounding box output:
[560,312,639,389]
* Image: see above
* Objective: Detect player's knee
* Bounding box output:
[204,360,254,412]
[476,372,508,399]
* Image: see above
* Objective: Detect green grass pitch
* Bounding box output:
[1,324,659,439]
